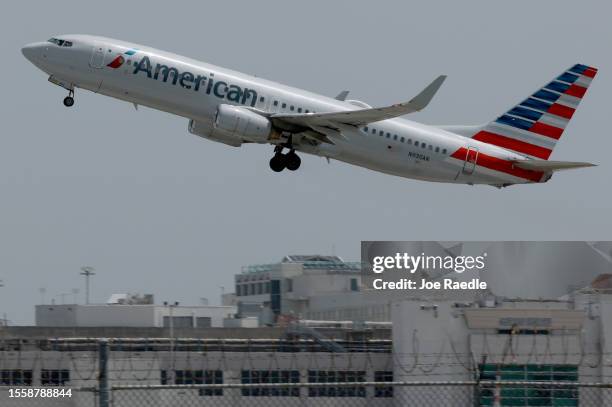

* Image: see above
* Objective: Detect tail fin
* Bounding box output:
[471,64,597,160]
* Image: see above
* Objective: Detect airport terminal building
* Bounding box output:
[3,244,612,406]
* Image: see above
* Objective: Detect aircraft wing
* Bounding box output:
[271,75,446,128]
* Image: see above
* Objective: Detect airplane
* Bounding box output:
[21,35,598,187]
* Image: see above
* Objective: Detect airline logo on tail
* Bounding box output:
[473,64,597,160]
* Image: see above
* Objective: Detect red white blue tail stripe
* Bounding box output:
[472,64,597,160]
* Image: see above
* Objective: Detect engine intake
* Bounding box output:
[213,104,272,144]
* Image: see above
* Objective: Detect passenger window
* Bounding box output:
[259,96,265,103]
[386,133,391,138]
[442,149,447,154]
[282,103,287,108]
[435,147,440,153]
[379,130,384,136]
[364,126,369,132]
[273,101,279,106]
[305,109,309,113]
[393,135,398,140]
[408,139,412,145]
[422,142,426,148]
[297,107,302,113]
[428,145,433,150]
[372,128,376,134]
[290,106,294,111]
[400,137,405,143]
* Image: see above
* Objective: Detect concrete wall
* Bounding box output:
[35,304,236,328]
[0,350,393,407]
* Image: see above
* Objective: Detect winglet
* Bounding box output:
[335,90,350,101]
[409,75,447,111]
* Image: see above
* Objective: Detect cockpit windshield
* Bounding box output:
[47,38,73,47]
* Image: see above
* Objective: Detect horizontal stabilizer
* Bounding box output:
[510,160,596,172]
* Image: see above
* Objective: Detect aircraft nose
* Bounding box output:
[21,42,42,62]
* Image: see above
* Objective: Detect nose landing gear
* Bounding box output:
[269,146,301,172]
[63,90,75,107]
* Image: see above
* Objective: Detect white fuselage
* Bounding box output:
[22,35,548,186]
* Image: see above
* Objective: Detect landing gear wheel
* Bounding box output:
[269,153,286,172]
[63,96,74,107]
[285,151,301,171]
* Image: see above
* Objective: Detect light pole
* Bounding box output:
[0,280,4,327]
[80,266,95,304]
[163,301,179,384]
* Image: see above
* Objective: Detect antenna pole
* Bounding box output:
[80,267,96,304]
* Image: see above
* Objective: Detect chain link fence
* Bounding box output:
[0,386,98,406]
[1,381,611,406]
[109,381,612,407]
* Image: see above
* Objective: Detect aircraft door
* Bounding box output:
[89,45,105,68]
[462,146,479,175]
[265,96,278,113]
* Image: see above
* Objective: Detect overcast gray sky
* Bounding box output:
[1,0,611,324]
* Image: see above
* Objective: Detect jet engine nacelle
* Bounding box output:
[188,119,243,147]
[213,104,273,144]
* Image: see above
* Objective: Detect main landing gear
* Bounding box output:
[63,90,75,107]
[269,146,301,172]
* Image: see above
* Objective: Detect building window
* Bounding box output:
[286,279,293,292]
[350,278,359,291]
[270,280,281,315]
[163,316,193,328]
[479,364,578,407]
[0,370,33,386]
[265,282,271,294]
[162,370,223,396]
[196,317,211,328]
[257,282,264,295]
[41,369,70,386]
[374,371,393,398]
[308,371,366,397]
[241,370,300,397]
